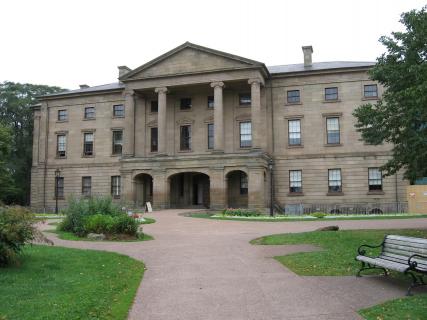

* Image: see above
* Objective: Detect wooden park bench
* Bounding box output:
[356,234,427,295]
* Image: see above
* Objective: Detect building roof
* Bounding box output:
[41,82,125,98]
[267,61,375,74]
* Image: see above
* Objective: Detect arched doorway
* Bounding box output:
[134,173,153,208]
[169,172,210,208]
[226,170,248,208]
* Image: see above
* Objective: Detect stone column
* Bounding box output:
[153,170,168,209]
[155,87,168,155]
[248,78,264,149]
[248,167,265,211]
[209,167,226,209]
[123,90,135,157]
[134,95,146,157]
[32,112,41,166]
[210,81,225,152]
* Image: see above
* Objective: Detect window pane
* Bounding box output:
[180,125,191,150]
[325,87,338,100]
[240,122,252,147]
[55,177,64,198]
[111,176,121,197]
[328,169,342,192]
[239,93,251,105]
[112,131,123,155]
[327,118,340,144]
[151,127,158,152]
[180,98,192,109]
[240,173,248,194]
[364,84,378,97]
[369,168,382,190]
[207,96,214,108]
[84,133,93,142]
[82,176,91,196]
[207,124,214,149]
[287,90,300,103]
[85,107,95,119]
[58,110,67,121]
[151,101,158,113]
[289,170,302,192]
[113,104,124,117]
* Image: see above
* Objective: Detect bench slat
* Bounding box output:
[385,239,427,249]
[356,255,408,272]
[385,235,427,245]
[383,243,427,256]
[380,253,427,268]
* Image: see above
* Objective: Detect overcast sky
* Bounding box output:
[1,0,425,89]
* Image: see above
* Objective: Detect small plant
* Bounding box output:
[222,208,262,217]
[84,214,114,234]
[311,212,327,219]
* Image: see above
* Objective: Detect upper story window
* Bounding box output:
[84,106,95,119]
[82,176,91,197]
[83,132,94,156]
[288,119,301,146]
[111,176,121,198]
[240,172,248,195]
[207,123,214,149]
[287,90,300,104]
[325,87,338,101]
[239,93,251,106]
[150,127,158,152]
[58,110,67,121]
[239,121,252,148]
[180,125,191,150]
[326,117,340,144]
[113,104,124,117]
[328,169,342,193]
[364,84,378,98]
[368,168,382,191]
[180,98,192,110]
[112,130,123,155]
[289,170,302,193]
[207,96,214,109]
[151,101,158,113]
[55,177,64,199]
[56,134,67,158]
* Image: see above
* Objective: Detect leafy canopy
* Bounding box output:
[353,6,427,183]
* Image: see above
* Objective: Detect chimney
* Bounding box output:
[79,84,89,89]
[118,66,131,78]
[302,46,313,67]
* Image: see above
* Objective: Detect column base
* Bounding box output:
[211,149,224,154]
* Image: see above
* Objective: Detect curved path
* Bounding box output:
[41,211,427,320]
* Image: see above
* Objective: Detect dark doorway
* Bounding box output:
[169,172,210,208]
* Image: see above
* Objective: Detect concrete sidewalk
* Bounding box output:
[41,211,427,320]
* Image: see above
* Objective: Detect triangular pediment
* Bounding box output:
[121,42,267,80]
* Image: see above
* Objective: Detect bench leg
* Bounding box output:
[405,272,426,296]
[357,262,388,277]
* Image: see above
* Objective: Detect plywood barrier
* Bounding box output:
[407,185,427,214]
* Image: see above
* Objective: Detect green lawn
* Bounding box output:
[189,212,427,222]
[140,217,156,224]
[47,229,154,242]
[0,245,144,320]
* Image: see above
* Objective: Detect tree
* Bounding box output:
[0,82,64,204]
[353,6,427,184]
[0,124,15,203]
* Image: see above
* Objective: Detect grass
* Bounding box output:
[140,217,156,224]
[189,212,427,222]
[47,229,154,242]
[359,295,427,320]
[251,229,427,276]
[0,245,144,320]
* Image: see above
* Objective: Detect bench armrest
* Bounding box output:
[408,254,427,271]
[357,242,383,256]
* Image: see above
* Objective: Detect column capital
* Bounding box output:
[155,87,168,94]
[248,78,265,87]
[210,81,225,88]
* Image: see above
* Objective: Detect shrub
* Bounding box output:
[84,214,114,234]
[311,212,327,219]
[111,215,139,235]
[0,206,52,266]
[222,208,262,217]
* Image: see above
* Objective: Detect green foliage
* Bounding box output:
[222,208,262,217]
[0,206,50,266]
[110,215,139,235]
[353,6,427,182]
[311,212,327,218]
[0,245,144,320]
[83,214,139,236]
[0,124,16,199]
[0,81,64,204]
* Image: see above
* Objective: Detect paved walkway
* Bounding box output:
[41,211,427,320]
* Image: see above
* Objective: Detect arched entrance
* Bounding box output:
[169,172,210,208]
[226,170,248,208]
[134,173,153,208]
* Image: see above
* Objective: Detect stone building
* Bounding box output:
[30,42,407,213]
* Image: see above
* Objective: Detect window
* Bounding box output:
[150,100,158,113]
[240,173,248,195]
[180,125,191,150]
[150,127,158,152]
[368,168,382,191]
[180,98,192,110]
[58,110,67,121]
[288,119,301,145]
[84,106,95,119]
[83,132,94,156]
[325,87,338,101]
[326,117,340,144]
[364,84,378,98]
[55,177,64,199]
[207,96,214,109]
[112,130,123,155]
[111,176,121,198]
[239,93,251,106]
[239,122,252,148]
[207,123,214,149]
[57,134,66,158]
[82,176,91,197]
[113,104,124,117]
[287,90,300,103]
[289,170,302,193]
[328,169,342,193]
